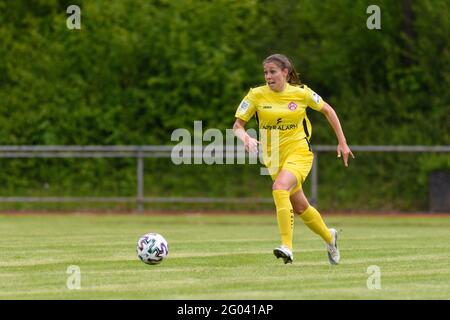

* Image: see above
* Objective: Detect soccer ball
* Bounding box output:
[136,233,169,265]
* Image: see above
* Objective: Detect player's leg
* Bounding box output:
[284,140,332,245]
[272,169,297,263]
[290,189,331,243]
[290,189,340,264]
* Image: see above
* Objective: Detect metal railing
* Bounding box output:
[0,145,449,211]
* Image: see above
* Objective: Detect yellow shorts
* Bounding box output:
[267,138,314,189]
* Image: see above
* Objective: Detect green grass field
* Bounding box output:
[0,213,449,300]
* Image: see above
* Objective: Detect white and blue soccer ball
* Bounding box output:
[136,233,169,265]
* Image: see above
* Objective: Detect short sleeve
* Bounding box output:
[234,88,257,122]
[304,85,325,111]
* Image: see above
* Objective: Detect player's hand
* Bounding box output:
[337,143,355,167]
[244,135,260,154]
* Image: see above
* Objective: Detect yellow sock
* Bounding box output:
[272,190,294,250]
[299,206,332,244]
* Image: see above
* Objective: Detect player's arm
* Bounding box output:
[233,118,260,154]
[319,103,355,167]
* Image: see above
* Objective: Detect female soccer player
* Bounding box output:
[233,54,354,265]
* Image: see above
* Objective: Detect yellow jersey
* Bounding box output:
[234,83,325,154]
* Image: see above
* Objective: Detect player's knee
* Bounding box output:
[295,204,309,215]
[272,180,291,191]
[291,195,310,214]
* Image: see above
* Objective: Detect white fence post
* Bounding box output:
[136,151,144,212]
[311,151,318,207]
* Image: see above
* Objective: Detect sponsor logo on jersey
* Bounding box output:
[312,92,321,104]
[288,102,297,111]
[262,105,272,109]
[261,124,298,131]
[276,118,282,124]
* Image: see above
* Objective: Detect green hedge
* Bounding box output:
[0,0,448,211]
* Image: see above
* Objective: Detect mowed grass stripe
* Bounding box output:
[1,250,448,268]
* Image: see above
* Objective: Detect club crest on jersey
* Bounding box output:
[288,102,297,111]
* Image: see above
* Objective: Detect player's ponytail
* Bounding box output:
[263,54,302,86]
